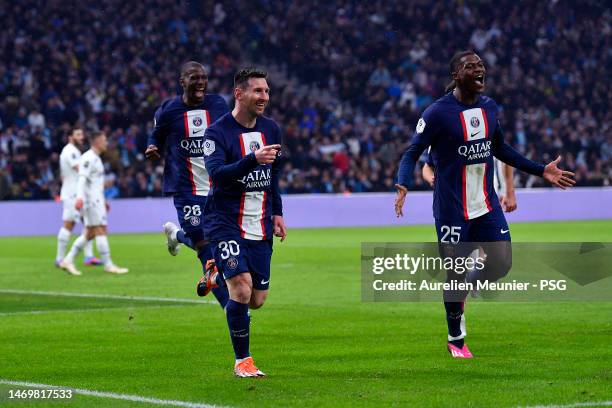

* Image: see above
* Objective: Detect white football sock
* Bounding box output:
[56,227,71,260]
[64,235,88,264]
[95,235,112,266]
[83,236,94,258]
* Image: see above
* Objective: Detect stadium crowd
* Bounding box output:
[0,0,609,200]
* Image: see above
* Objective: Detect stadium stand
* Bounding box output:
[0,0,609,200]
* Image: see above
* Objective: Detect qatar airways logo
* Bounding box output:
[180,138,206,154]
[239,168,271,189]
[458,140,491,160]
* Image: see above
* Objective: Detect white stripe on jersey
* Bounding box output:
[460,107,491,219]
[240,191,267,240]
[237,132,267,240]
[183,110,212,195]
[462,163,492,220]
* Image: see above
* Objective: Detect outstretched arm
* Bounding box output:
[542,156,576,189]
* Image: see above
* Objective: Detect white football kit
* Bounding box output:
[77,149,107,227]
[493,157,507,197]
[59,143,82,222]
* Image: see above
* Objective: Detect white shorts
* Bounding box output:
[62,198,82,223]
[83,200,107,227]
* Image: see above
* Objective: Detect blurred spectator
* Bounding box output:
[0,0,609,200]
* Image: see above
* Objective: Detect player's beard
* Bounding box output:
[251,100,266,117]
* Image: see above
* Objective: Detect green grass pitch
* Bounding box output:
[0,220,611,407]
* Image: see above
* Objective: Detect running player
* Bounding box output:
[60,131,128,275]
[56,127,102,267]
[145,61,230,307]
[200,68,287,377]
[395,50,575,358]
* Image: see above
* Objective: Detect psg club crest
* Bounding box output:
[227,257,238,270]
[470,117,480,128]
[249,141,261,152]
[193,117,203,127]
[190,216,200,226]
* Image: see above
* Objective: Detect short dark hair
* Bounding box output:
[445,50,476,92]
[180,61,205,79]
[72,126,83,134]
[234,68,267,89]
[89,130,105,143]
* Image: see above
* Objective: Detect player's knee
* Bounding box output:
[227,274,252,303]
[231,288,251,304]
[249,290,268,309]
[489,254,512,281]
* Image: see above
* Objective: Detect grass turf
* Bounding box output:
[0,220,611,407]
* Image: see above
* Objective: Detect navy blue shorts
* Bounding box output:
[212,238,273,291]
[173,194,208,244]
[435,208,511,243]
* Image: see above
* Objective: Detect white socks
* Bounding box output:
[56,227,71,260]
[58,229,95,261]
[95,235,112,266]
[83,238,94,258]
[64,235,88,264]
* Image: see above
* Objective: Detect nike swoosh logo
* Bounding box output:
[500,229,509,234]
[261,279,270,285]
[470,131,481,138]
[192,129,205,134]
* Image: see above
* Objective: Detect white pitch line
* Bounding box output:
[0,289,216,305]
[0,304,202,317]
[0,379,228,408]
[521,402,612,408]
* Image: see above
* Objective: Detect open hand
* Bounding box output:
[543,156,576,189]
[394,184,408,218]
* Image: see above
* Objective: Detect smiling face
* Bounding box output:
[180,64,208,106]
[236,77,270,117]
[453,53,486,94]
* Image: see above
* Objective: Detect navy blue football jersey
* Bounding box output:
[147,94,229,196]
[398,93,544,222]
[203,113,283,241]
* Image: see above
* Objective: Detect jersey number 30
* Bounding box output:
[218,240,240,259]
